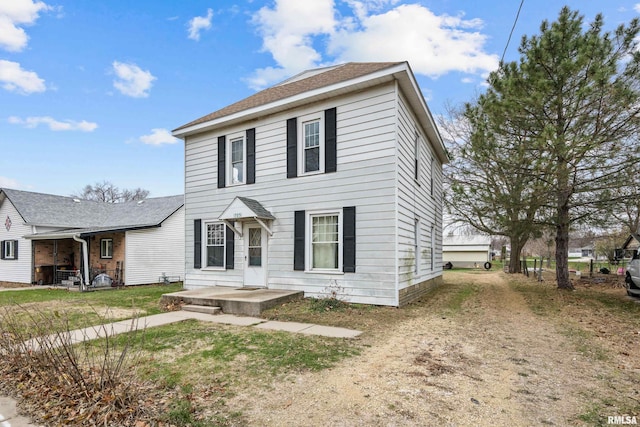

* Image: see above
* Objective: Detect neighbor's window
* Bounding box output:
[310,213,340,270]
[100,238,113,259]
[229,136,245,185]
[206,222,226,268]
[1,240,17,260]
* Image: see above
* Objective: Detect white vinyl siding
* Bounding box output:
[0,198,32,284]
[184,83,400,304]
[396,88,444,294]
[125,206,185,285]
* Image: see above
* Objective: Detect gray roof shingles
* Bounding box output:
[1,188,183,232]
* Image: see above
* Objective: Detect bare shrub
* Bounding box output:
[0,305,169,425]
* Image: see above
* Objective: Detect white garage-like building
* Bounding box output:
[443,235,492,268]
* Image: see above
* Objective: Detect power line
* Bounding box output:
[501,0,525,64]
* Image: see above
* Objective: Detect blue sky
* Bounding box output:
[1,0,639,198]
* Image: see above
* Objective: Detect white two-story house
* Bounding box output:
[172,62,447,306]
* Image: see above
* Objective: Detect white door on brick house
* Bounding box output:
[243,223,266,287]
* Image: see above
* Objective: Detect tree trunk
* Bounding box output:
[508,236,526,274]
[555,203,574,289]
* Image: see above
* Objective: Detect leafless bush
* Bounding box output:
[0,305,167,425]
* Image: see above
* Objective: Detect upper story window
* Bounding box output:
[229,134,245,185]
[303,119,322,173]
[300,114,324,175]
[100,238,113,259]
[287,107,336,178]
[217,128,255,188]
[414,130,420,181]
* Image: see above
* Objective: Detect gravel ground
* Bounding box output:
[228,271,640,426]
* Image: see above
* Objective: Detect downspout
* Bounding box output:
[73,235,89,291]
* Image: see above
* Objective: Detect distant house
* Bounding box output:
[172,61,448,306]
[443,235,492,268]
[0,188,184,287]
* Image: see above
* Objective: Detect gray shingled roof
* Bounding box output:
[1,188,183,230]
[173,62,403,132]
[236,197,275,220]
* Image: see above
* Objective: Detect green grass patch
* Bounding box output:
[101,320,361,386]
[0,283,183,312]
[444,282,480,314]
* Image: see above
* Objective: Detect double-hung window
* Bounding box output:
[309,211,342,271]
[229,135,245,185]
[100,239,113,259]
[206,222,226,268]
[299,114,324,175]
[303,119,321,173]
[1,240,17,260]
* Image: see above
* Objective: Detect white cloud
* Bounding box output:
[112,61,156,98]
[329,4,499,78]
[8,115,98,131]
[248,1,498,88]
[0,60,45,94]
[247,0,337,89]
[0,176,20,189]
[139,128,179,145]
[187,8,213,41]
[635,4,640,13]
[0,0,52,52]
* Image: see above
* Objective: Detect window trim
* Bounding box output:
[100,238,113,259]
[414,130,420,182]
[414,218,420,275]
[298,112,325,176]
[2,240,16,260]
[227,132,246,186]
[203,221,226,270]
[305,209,343,273]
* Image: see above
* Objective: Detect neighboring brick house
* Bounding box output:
[0,188,184,287]
[172,61,448,306]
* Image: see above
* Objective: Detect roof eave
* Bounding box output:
[172,63,409,139]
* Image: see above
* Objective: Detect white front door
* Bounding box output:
[243,223,266,287]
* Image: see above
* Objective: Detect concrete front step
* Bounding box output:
[162,287,304,316]
[182,305,222,315]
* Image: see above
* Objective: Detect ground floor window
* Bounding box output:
[206,222,226,267]
[1,240,17,260]
[310,212,341,270]
[100,238,113,259]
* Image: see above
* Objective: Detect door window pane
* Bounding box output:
[248,228,262,266]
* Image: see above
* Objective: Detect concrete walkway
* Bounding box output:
[24,311,361,351]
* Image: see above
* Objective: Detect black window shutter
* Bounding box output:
[247,128,256,184]
[325,107,337,173]
[343,206,356,273]
[0,241,5,259]
[294,210,305,270]
[217,136,226,188]
[225,226,235,269]
[194,220,202,269]
[13,240,18,260]
[287,118,297,178]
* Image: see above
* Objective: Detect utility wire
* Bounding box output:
[501,0,525,64]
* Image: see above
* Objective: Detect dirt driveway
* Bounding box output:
[230,271,640,426]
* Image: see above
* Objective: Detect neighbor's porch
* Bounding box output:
[32,232,126,286]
